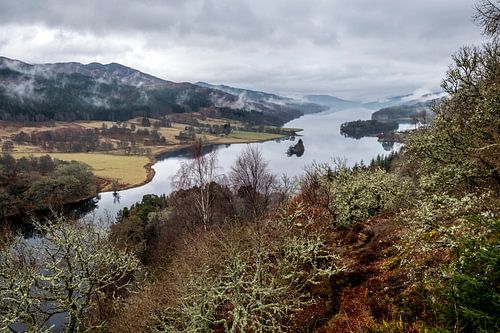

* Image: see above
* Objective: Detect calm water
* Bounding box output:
[87,107,402,221]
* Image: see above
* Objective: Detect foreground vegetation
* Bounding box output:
[0,2,498,332]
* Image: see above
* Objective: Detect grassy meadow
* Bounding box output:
[12,152,151,189]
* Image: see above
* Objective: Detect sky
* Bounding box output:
[0,0,486,101]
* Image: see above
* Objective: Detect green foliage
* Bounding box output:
[111,194,167,262]
[394,32,499,333]
[322,162,411,227]
[0,154,97,220]
[405,43,500,192]
[439,217,500,333]
[369,151,399,171]
[132,194,167,223]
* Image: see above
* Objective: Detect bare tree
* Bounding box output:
[1,140,14,152]
[473,0,500,40]
[229,145,276,219]
[173,139,219,230]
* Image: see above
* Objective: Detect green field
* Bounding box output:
[12,152,151,188]
[227,131,284,141]
[282,127,303,132]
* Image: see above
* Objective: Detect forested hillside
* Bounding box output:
[0,58,305,125]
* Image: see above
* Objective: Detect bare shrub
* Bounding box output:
[172,139,220,230]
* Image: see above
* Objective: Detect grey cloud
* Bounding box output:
[0,0,336,46]
[0,0,487,100]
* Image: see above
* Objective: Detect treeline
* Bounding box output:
[13,128,101,152]
[176,114,297,137]
[10,122,167,153]
[0,154,97,220]
[218,106,302,126]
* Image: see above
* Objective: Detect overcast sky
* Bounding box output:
[0,0,486,100]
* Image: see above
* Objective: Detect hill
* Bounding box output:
[303,94,361,111]
[0,57,304,126]
[196,82,328,114]
[371,96,445,123]
[304,91,447,112]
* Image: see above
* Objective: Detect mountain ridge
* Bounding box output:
[304,91,447,112]
[0,57,311,125]
[195,81,328,114]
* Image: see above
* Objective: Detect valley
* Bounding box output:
[1,2,498,331]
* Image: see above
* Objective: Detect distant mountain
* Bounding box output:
[196,82,283,102]
[371,98,444,123]
[0,57,302,125]
[303,91,447,112]
[197,82,328,114]
[303,94,361,111]
[363,92,447,110]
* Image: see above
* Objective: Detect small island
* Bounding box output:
[287,139,305,157]
[340,119,399,139]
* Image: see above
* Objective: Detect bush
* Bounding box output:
[439,217,500,333]
[109,216,343,332]
[155,220,341,332]
[322,162,411,228]
[404,43,500,192]
[0,216,141,332]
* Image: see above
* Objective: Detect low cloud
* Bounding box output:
[0,0,486,100]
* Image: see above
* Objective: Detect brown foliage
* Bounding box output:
[108,215,338,332]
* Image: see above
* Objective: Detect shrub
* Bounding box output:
[322,162,411,228]
[438,217,500,333]
[109,216,343,332]
[155,220,341,332]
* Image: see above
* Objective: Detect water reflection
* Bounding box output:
[113,192,121,204]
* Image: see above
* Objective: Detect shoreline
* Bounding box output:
[9,124,303,193]
[98,144,191,192]
[94,131,300,193]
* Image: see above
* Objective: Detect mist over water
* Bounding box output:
[88,107,400,221]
